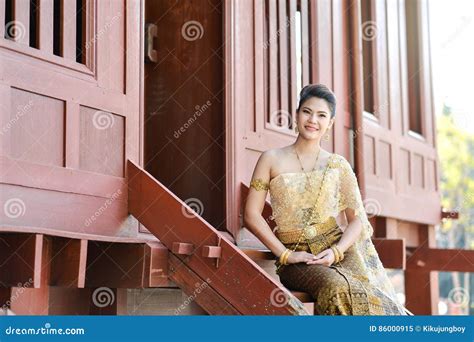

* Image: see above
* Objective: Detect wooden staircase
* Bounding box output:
[127,160,310,315]
[128,160,406,315]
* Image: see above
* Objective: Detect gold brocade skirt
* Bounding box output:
[275,218,405,315]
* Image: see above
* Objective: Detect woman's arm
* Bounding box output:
[335,208,362,253]
[243,151,319,264]
[243,151,287,258]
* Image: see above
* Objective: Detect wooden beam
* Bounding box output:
[407,247,474,272]
[50,237,88,288]
[372,238,406,269]
[144,241,172,287]
[168,254,240,315]
[405,270,438,315]
[128,161,309,315]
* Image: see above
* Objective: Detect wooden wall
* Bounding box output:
[0,0,142,238]
[226,0,440,247]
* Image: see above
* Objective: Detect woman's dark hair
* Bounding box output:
[296,84,337,118]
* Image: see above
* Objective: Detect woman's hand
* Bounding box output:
[305,248,335,266]
[286,251,325,265]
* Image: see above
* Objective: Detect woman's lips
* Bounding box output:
[304,126,319,132]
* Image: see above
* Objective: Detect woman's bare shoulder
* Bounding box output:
[260,145,292,159]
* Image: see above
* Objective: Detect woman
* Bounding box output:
[244,84,408,315]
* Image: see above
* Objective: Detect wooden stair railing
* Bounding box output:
[127,160,310,315]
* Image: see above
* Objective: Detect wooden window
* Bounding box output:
[263,0,311,133]
[405,0,423,135]
[361,0,376,116]
[3,0,89,65]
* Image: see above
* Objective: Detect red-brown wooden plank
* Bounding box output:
[407,247,474,273]
[267,0,279,119]
[128,160,309,315]
[372,238,406,269]
[13,0,30,45]
[405,270,437,315]
[288,0,297,117]
[277,0,289,114]
[168,254,240,315]
[61,0,76,59]
[39,0,54,53]
[0,0,6,38]
[50,237,88,288]
[300,0,309,86]
[144,241,172,287]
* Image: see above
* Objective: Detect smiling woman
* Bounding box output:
[244,84,409,315]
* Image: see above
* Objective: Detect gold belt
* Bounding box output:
[275,216,338,243]
[275,217,341,255]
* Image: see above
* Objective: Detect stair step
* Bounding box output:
[241,248,315,308]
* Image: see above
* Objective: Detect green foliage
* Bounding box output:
[437,105,474,248]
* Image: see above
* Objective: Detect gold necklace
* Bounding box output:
[294,145,321,191]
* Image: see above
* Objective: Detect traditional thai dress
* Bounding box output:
[269,153,407,315]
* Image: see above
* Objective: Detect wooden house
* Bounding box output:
[0,0,471,316]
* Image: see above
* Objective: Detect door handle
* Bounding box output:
[145,23,158,63]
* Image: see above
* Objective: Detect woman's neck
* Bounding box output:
[293,135,323,156]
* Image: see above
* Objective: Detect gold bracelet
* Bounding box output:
[279,249,290,265]
[333,244,344,262]
[330,246,340,263]
[282,250,292,265]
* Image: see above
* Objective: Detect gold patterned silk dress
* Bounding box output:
[269,153,407,315]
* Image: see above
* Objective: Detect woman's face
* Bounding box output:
[296,97,334,140]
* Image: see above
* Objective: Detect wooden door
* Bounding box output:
[0,0,142,238]
[143,0,225,231]
[225,0,353,245]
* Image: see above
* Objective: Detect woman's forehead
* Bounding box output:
[300,97,331,112]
